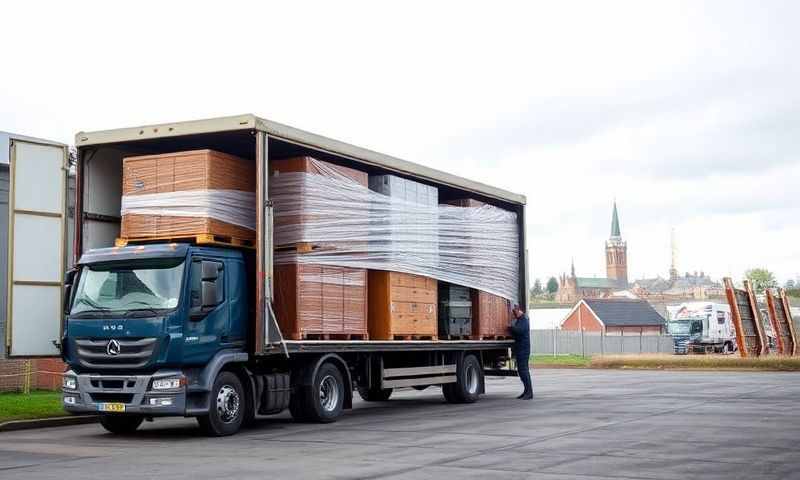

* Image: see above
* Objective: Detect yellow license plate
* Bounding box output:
[98,402,126,412]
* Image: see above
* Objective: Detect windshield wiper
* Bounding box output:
[122,307,164,318]
[72,297,110,312]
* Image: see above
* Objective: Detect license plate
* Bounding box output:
[97,402,126,412]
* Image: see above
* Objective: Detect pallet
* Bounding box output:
[286,332,369,341]
[116,233,255,249]
[391,335,437,341]
[275,242,337,254]
[470,334,513,341]
[441,334,471,340]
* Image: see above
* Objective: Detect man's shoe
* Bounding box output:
[519,392,533,400]
[516,392,527,399]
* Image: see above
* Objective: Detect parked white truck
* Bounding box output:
[666,302,736,354]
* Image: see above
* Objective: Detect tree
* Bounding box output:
[785,279,796,290]
[546,276,559,294]
[744,268,777,292]
[532,278,543,296]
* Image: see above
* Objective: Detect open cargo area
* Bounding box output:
[74,114,527,352]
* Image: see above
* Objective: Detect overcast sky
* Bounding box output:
[1,1,798,284]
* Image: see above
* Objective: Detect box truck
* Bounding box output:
[666,302,736,354]
[58,115,527,436]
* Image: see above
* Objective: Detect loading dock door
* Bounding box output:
[6,140,67,356]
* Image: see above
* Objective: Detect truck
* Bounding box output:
[59,114,527,436]
[666,302,736,354]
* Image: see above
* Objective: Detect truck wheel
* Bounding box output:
[722,342,732,355]
[197,371,244,436]
[296,362,345,423]
[444,354,482,404]
[357,386,393,401]
[99,415,143,434]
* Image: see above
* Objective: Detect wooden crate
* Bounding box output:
[274,263,368,340]
[121,149,255,241]
[368,271,437,340]
[471,290,511,339]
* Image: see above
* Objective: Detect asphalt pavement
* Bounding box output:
[0,369,798,479]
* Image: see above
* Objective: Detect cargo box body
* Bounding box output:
[73,114,527,353]
[120,149,256,241]
[368,271,437,339]
[274,263,368,340]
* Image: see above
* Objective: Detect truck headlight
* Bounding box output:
[64,395,77,405]
[63,376,77,390]
[152,377,183,390]
[149,397,174,406]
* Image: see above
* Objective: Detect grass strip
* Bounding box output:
[589,354,800,371]
[0,391,66,423]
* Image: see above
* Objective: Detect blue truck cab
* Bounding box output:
[62,243,252,433]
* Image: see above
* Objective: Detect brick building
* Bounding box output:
[556,202,628,303]
[560,298,666,335]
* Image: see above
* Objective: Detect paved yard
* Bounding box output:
[0,370,798,479]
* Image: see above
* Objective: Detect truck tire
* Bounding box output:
[357,386,393,401]
[293,362,345,423]
[99,415,143,434]
[197,371,245,436]
[443,354,482,404]
[722,342,733,355]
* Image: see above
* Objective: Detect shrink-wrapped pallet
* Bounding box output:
[120,149,256,241]
[270,157,519,303]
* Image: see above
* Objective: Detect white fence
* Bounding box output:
[532,329,675,356]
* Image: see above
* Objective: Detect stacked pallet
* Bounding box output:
[120,150,256,243]
[271,157,370,340]
[367,175,440,340]
[368,271,437,340]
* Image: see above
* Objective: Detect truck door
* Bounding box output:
[6,139,67,356]
[183,256,230,364]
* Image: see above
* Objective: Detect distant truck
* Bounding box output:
[666,302,736,354]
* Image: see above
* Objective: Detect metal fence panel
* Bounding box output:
[531,330,674,355]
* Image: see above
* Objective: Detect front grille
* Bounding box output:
[89,393,134,403]
[75,338,157,370]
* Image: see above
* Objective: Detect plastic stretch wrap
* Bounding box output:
[271,159,520,302]
[121,190,257,230]
[121,149,256,240]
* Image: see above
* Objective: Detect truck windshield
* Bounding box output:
[70,259,185,316]
[668,321,691,335]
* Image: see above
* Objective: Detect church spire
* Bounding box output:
[610,201,621,239]
[570,257,575,277]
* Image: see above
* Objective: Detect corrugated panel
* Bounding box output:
[734,288,763,357]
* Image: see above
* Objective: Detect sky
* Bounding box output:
[1,1,798,285]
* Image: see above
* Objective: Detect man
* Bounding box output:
[510,304,533,399]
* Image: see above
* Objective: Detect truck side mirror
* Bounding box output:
[63,268,78,314]
[201,280,218,308]
[201,261,220,281]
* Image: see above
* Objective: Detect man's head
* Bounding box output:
[512,304,524,319]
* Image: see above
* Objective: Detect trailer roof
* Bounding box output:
[75,114,526,205]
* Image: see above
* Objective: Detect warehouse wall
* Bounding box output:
[0,165,8,357]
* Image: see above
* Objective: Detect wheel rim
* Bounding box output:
[319,375,340,412]
[216,384,240,423]
[465,363,479,394]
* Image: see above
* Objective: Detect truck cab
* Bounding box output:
[62,243,250,432]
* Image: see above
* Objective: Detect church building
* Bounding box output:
[555,202,629,303]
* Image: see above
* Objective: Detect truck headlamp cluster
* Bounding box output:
[152,377,183,390]
[63,376,77,390]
